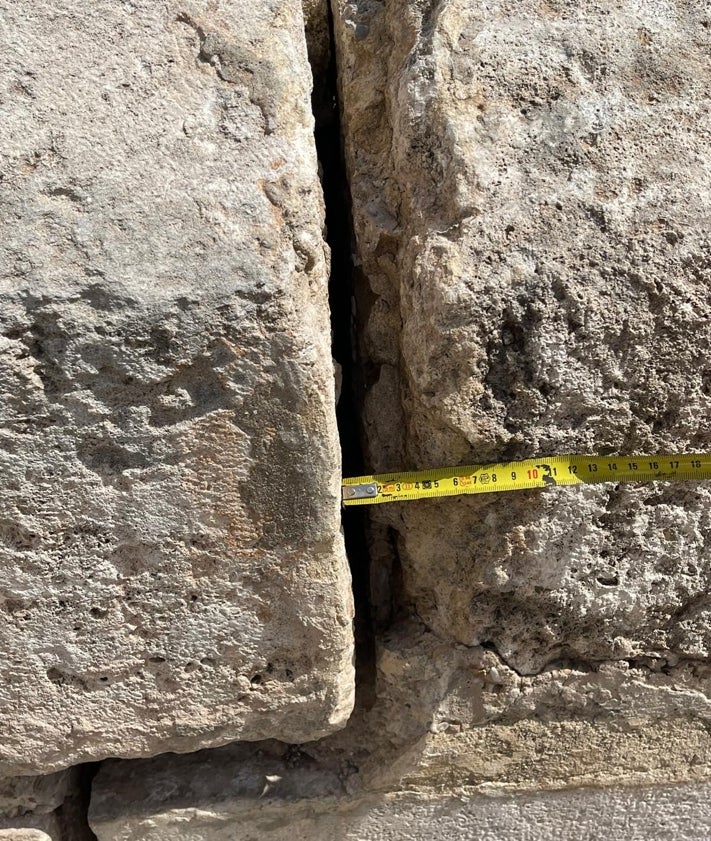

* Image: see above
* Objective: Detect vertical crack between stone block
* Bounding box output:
[55,763,100,841]
[314,1,377,704]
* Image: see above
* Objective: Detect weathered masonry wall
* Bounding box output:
[1,0,711,839]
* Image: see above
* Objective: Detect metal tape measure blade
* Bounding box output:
[341,453,711,506]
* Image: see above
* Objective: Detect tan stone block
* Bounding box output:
[0,0,353,774]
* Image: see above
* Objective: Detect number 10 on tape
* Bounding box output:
[341,453,711,506]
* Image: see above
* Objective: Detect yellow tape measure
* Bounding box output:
[342,453,711,506]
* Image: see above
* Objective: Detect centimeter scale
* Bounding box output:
[342,452,711,506]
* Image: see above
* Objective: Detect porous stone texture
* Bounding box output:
[0,775,70,822]
[339,620,711,787]
[90,744,711,840]
[0,0,354,775]
[0,819,57,841]
[88,617,711,837]
[0,770,77,841]
[320,0,711,826]
[334,0,711,670]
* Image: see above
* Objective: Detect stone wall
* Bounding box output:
[1,0,710,837]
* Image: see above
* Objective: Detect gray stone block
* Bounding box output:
[0,0,354,775]
[334,0,711,671]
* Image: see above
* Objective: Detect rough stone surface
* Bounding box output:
[334,0,711,672]
[0,770,78,841]
[0,0,354,775]
[0,775,69,821]
[335,620,711,791]
[88,618,711,837]
[90,746,711,841]
[267,0,711,829]
[9,0,711,834]
[88,608,711,798]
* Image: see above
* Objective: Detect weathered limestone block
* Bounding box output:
[89,741,347,839]
[0,0,354,775]
[334,0,711,673]
[0,774,69,822]
[0,770,76,841]
[88,622,711,837]
[329,0,711,809]
[0,822,55,839]
[355,621,711,792]
[90,744,711,840]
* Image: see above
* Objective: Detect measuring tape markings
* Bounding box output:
[341,453,711,506]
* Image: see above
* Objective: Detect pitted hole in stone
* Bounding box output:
[76,439,149,477]
[250,673,263,687]
[46,667,66,685]
[3,325,27,341]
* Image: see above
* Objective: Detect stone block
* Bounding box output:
[334,0,711,671]
[90,745,711,840]
[0,770,76,841]
[0,0,354,775]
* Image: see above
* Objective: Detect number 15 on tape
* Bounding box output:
[341,453,711,505]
